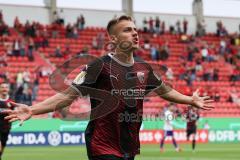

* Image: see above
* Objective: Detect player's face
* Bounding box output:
[113,20,139,51]
[0,83,10,96]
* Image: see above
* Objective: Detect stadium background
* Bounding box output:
[0,0,240,159]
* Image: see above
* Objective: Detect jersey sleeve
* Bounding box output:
[71,58,103,96]
[145,69,162,92]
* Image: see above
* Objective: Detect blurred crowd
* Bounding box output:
[0,11,239,106]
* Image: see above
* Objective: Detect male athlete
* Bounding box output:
[2,15,213,160]
[160,104,181,152]
[185,106,200,152]
[0,80,14,160]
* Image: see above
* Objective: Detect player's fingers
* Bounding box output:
[202,96,211,100]
[203,104,214,110]
[1,109,13,114]
[194,88,200,95]
[9,101,21,107]
[204,99,214,103]
[9,118,20,123]
[4,114,18,120]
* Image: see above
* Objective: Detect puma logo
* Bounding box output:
[110,74,119,81]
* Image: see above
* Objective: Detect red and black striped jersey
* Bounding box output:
[71,53,162,158]
[185,108,200,129]
[0,97,15,132]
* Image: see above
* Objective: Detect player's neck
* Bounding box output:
[0,94,9,101]
[114,50,134,66]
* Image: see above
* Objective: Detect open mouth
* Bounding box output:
[133,38,139,44]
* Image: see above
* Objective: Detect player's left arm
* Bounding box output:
[154,84,214,110]
[146,66,214,110]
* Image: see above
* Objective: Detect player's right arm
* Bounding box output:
[3,87,79,124]
[3,57,103,124]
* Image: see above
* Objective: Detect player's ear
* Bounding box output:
[109,35,117,42]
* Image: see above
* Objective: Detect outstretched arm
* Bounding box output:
[31,87,79,115]
[154,84,214,110]
[3,87,79,123]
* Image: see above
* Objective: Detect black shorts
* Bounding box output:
[186,127,197,138]
[90,155,135,160]
[0,131,10,147]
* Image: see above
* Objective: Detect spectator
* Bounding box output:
[149,17,154,33]
[27,37,35,61]
[14,85,24,103]
[150,45,159,61]
[0,10,3,23]
[19,37,26,57]
[169,25,175,34]
[32,72,39,101]
[40,66,52,77]
[183,18,188,34]
[219,39,226,55]
[23,68,31,83]
[143,38,150,50]
[201,46,208,61]
[63,43,72,59]
[92,37,98,50]
[161,21,165,34]
[187,45,197,61]
[195,59,202,71]
[213,89,221,102]
[42,28,49,48]
[230,67,240,81]
[66,23,74,38]
[159,42,170,60]
[166,67,174,80]
[6,43,13,56]
[203,67,212,81]
[176,20,181,34]
[77,14,85,30]
[0,54,7,67]
[72,26,79,39]
[143,17,148,33]
[0,21,9,36]
[16,70,24,88]
[155,16,160,34]
[23,88,32,106]
[54,45,63,57]
[212,69,219,81]
[96,32,105,50]
[216,21,223,36]
[13,38,20,56]
[77,46,89,56]
[14,16,22,31]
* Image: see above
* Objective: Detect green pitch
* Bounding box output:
[3,143,240,160]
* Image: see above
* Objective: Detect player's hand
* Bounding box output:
[2,102,32,125]
[191,89,214,110]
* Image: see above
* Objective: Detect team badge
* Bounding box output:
[137,72,145,83]
[73,71,87,85]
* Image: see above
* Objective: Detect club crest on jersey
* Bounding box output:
[7,102,11,107]
[137,72,145,83]
[73,71,87,85]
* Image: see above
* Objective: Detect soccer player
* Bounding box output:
[185,106,200,152]
[0,80,14,160]
[160,104,181,152]
[2,15,213,160]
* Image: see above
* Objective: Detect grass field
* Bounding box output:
[3,143,240,160]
